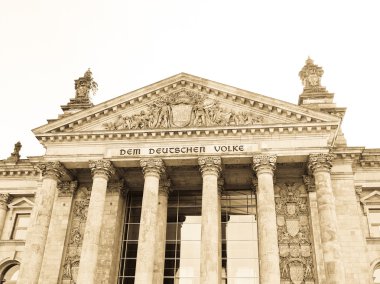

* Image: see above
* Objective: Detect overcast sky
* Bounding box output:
[1,0,379,159]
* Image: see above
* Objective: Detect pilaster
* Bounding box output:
[96,180,127,284]
[0,193,12,237]
[153,178,171,284]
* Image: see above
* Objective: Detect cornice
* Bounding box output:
[34,122,338,145]
[33,74,340,136]
[332,147,364,161]
[0,161,39,177]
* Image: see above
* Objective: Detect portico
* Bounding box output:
[10,59,374,284]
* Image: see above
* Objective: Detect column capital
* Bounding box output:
[57,181,78,197]
[36,161,71,181]
[302,175,316,192]
[0,193,12,208]
[217,178,224,196]
[307,153,335,174]
[252,154,277,174]
[140,158,165,178]
[107,180,128,196]
[159,178,171,197]
[198,156,222,177]
[89,160,115,180]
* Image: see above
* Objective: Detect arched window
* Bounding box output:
[374,263,380,284]
[0,262,20,284]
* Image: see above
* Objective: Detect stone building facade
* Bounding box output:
[0,59,379,283]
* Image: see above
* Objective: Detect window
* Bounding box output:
[0,263,20,284]
[369,209,380,238]
[118,190,259,283]
[11,213,30,240]
[374,264,380,284]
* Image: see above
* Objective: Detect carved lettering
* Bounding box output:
[117,145,249,156]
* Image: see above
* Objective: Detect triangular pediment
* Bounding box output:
[361,191,380,204]
[8,197,34,209]
[33,73,340,138]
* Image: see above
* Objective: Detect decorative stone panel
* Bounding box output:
[275,182,315,284]
[61,186,91,283]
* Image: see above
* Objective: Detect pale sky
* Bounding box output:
[1,0,379,159]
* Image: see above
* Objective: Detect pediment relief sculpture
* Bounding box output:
[102,90,264,130]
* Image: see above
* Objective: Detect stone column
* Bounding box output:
[17,161,70,284]
[38,181,78,284]
[0,193,11,238]
[252,154,280,284]
[135,158,165,284]
[153,178,171,284]
[308,153,345,284]
[76,160,115,284]
[198,156,222,284]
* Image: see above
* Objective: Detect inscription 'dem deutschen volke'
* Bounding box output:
[119,144,253,156]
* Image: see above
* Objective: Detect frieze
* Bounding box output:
[276,182,315,283]
[103,90,263,130]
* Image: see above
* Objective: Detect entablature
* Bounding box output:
[33,73,340,144]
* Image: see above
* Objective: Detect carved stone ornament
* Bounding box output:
[140,158,165,177]
[58,181,78,197]
[198,156,222,176]
[307,153,335,174]
[0,193,12,207]
[299,57,324,88]
[103,90,264,131]
[74,69,98,103]
[35,161,70,180]
[252,154,277,173]
[276,183,315,283]
[89,160,116,179]
[62,186,90,282]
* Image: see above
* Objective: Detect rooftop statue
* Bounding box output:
[299,57,324,89]
[7,141,21,163]
[74,69,98,103]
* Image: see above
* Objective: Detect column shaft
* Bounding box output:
[77,160,115,284]
[252,154,280,284]
[135,158,165,284]
[0,194,11,238]
[38,181,77,284]
[308,153,345,284]
[153,179,171,284]
[199,156,222,284]
[17,162,69,284]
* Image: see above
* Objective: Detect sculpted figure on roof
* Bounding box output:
[74,69,98,103]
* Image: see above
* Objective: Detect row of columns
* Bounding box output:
[16,153,345,284]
